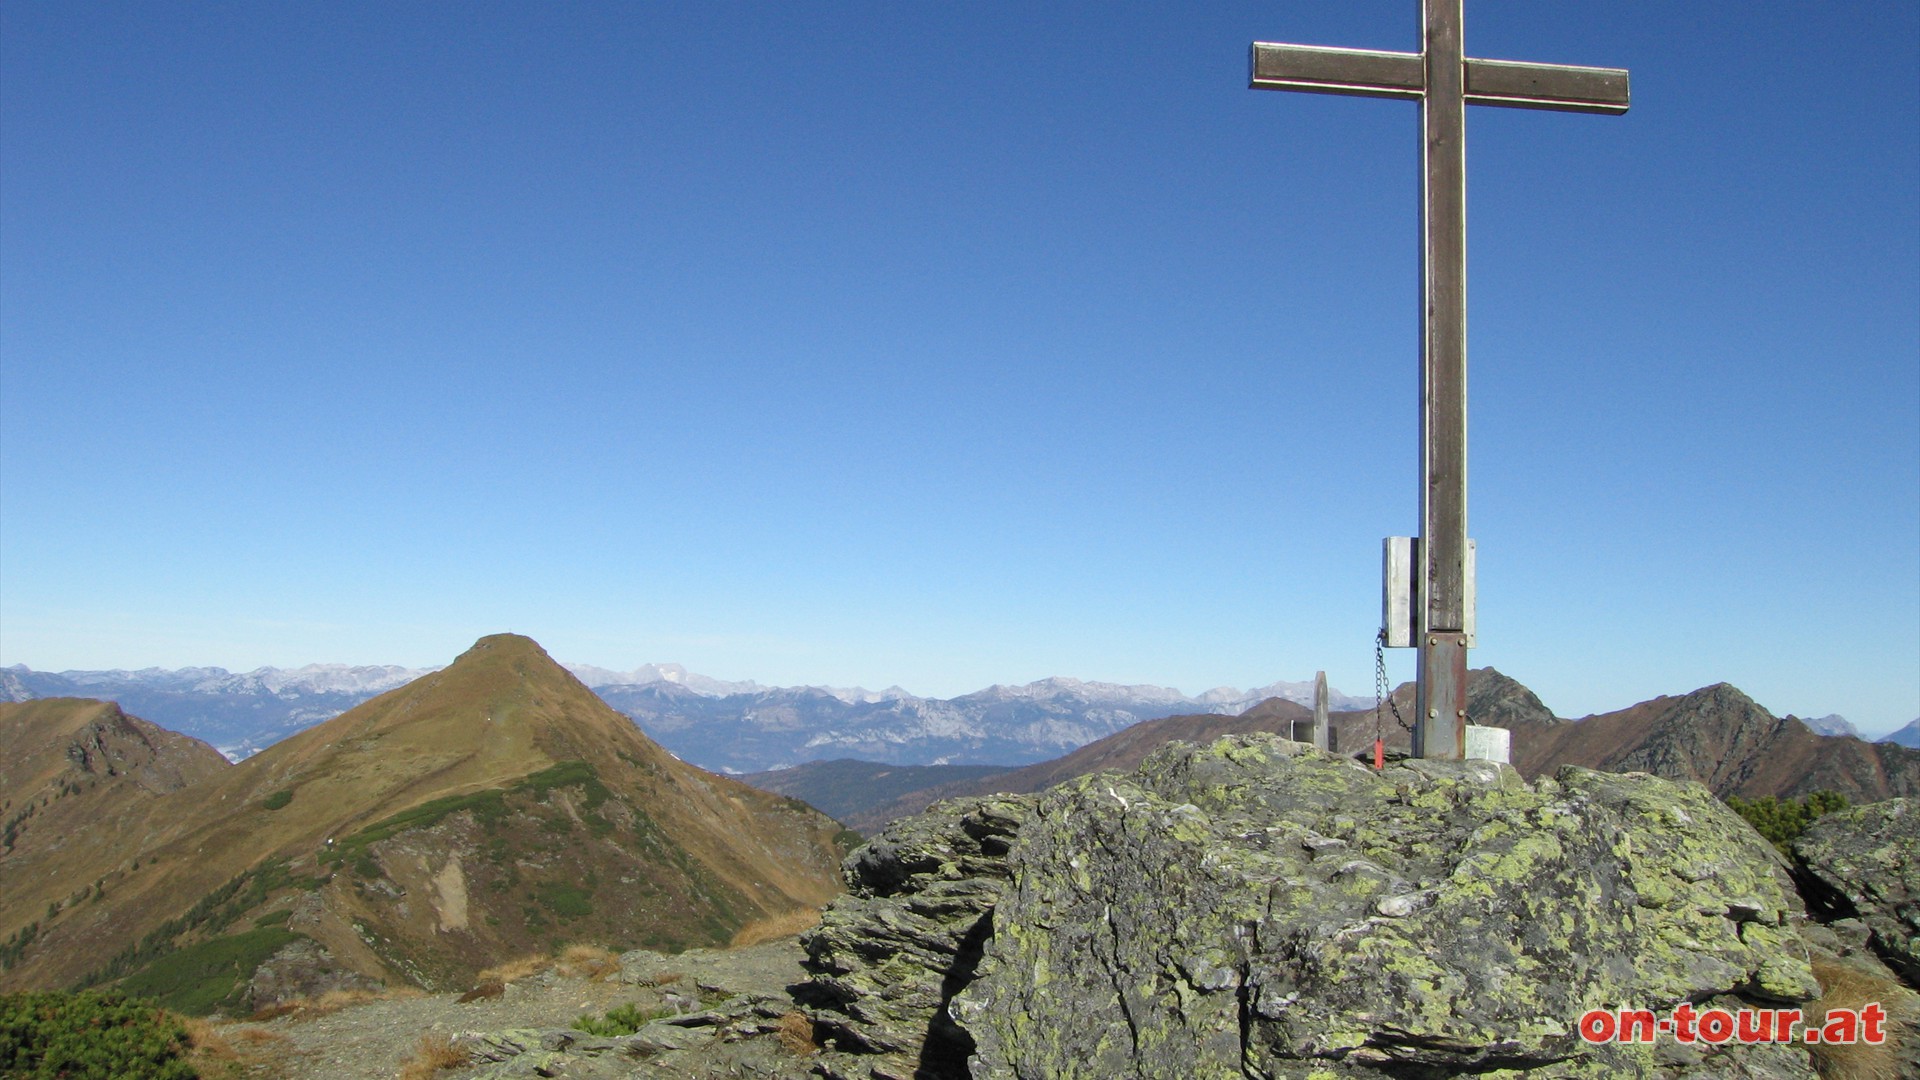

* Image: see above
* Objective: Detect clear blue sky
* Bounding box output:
[3,2,1915,734]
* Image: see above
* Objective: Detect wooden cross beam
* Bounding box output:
[1250,2,1627,760]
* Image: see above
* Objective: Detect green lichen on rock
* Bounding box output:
[955,734,1820,1079]
[800,794,1031,1077]
[1792,797,1918,986]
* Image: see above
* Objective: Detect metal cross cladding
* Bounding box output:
[1249,1,1627,759]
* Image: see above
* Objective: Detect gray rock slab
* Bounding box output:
[800,794,1031,1076]
[956,734,1820,1079]
[1794,797,1918,987]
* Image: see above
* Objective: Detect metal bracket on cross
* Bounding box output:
[1381,536,1474,650]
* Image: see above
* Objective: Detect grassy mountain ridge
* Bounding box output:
[1501,682,1920,803]
[0,699,234,974]
[0,634,848,1009]
[1337,670,1918,803]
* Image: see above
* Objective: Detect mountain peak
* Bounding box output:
[1880,719,1920,748]
[454,632,550,663]
[0,633,850,1000]
[1464,667,1559,728]
[1681,681,1751,704]
[1799,713,1861,739]
[267,631,647,780]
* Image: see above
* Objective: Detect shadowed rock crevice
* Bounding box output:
[1789,861,1862,925]
[1792,798,1918,988]
[916,912,994,1078]
[800,795,1032,1080]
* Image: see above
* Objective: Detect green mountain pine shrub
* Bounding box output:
[1724,790,1848,855]
[0,990,197,1079]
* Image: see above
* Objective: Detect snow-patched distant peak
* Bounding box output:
[3,662,434,696]
[971,677,1191,705]
[804,684,921,705]
[197,664,437,696]
[800,685,871,704]
[563,662,764,698]
[1194,686,1251,705]
[960,675,1369,714]
[568,662,684,688]
[503,662,919,703]
[36,665,233,690]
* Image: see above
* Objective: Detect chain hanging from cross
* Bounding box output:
[1249,1,1627,759]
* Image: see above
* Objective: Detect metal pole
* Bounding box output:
[1416,0,1468,759]
[1312,671,1330,751]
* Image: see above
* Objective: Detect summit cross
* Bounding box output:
[1249,1,1628,760]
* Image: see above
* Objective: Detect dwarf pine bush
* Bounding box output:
[0,990,198,1079]
[1724,790,1848,855]
[570,1000,670,1036]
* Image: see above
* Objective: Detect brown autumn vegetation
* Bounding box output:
[396,1032,469,1080]
[247,985,425,1023]
[729,908,823,948]
[555,943,622,981]
[774,1010,819,1056]
[0,634,848,1007]
[1806,956,1918,1080]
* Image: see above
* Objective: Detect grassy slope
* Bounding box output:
[0,700,233,979]
[1,635,847,998]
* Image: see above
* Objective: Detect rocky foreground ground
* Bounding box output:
[219,939,828,1079]
[210,736,1918,1080]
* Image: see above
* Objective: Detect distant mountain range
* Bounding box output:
[780,697,1318,835]
[6,659,1906,776]
[744,669,1920,834]
[1,663,430,760]
[6,644,1915,1020]
[592,674,1371,773]
[1,663,1371,773]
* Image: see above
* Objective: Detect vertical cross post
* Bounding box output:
[1312,670,1330,751]
[1418,0,1470,760]
[1249,3,1627,758]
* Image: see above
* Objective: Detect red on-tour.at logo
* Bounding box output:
[1579,1002,1888,1046]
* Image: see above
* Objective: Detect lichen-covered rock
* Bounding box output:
[1794,798,1918,987]
[801,794,1033,1078]
[955,735,1820,1079]
[245,936,382,1011]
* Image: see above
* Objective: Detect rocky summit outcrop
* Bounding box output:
[802,795,1031,1079]
[807,734,1832,1079]
[1794,798,1919,987]
[0,698,232,952]
[957,736,1825,1078]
